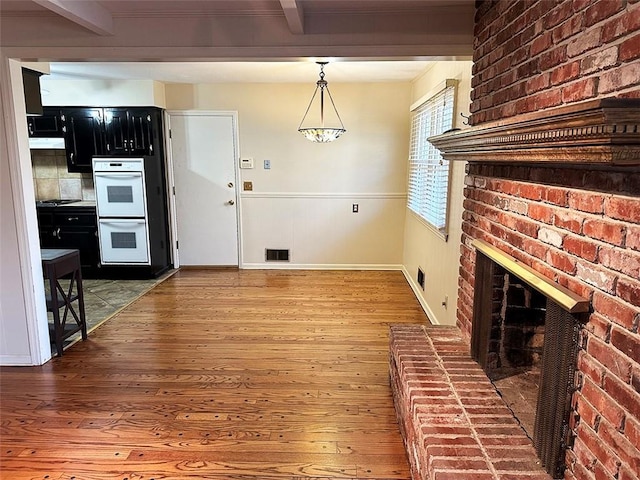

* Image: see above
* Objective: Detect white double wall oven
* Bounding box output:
[93,157,151,265]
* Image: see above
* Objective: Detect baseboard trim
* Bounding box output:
[0,354,37,366]
[242,263,404,271]
[401,266,440,325]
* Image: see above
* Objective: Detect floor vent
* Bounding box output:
[265,249,290,262]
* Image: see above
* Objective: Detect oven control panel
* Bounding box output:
[93,158,144,172]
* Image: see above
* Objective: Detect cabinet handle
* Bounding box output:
[67,217,79,221]
[62,126,66,133]
[54,228,60,239]
[70,153,74,163]
[106,143,111,152]
[28,123,33,136]
[61,114,65,121]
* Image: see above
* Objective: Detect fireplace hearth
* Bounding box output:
[471,240,589,478]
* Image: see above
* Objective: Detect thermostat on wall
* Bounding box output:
[240,157,254,169]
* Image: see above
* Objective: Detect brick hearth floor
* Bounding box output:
[390,324,553,480]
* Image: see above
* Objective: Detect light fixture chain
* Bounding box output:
[325,87,345,130]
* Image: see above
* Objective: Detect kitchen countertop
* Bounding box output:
[36,200,96,208]
[65,201,96,207]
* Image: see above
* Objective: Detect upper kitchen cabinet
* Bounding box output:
[57,106,164,173]
[27,107,63,137]
[104,108,157,156]
[61,107,105,172]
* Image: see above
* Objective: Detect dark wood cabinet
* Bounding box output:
[61,108,105,172]
[36,205,100,277]
[27,107,63,137]
[59,106,163,172]
[104,108,156,156]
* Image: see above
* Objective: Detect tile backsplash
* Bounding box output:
[31,150,95,201]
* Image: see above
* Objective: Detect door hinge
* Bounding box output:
[169,129,172,139]
[176,240,179,249]
[172,186,176,195]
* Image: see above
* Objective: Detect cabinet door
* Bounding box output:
[27,107,63,137]
[61,108,104,172]
[54,208,100,274]
[127,108,155,156]
[56,227,100,271]
[104,108,129,155]
[36,209,57,248]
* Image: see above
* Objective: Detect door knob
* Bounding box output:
[228,182,234,188]
[227,200,235,205]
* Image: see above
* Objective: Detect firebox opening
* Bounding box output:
[487,265,546,439]
[471,241,589,478]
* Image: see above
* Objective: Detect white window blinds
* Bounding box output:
[407,82,456,233]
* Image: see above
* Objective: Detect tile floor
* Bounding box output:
[47,271,175,354]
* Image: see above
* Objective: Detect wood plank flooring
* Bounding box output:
[0,269,429,480]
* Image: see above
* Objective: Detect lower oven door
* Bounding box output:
[98,219,150,264]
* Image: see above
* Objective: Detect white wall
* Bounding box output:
[1,58,51,365]
[402,61,473,325]
[165,82,410,268]
[40,78,166,107]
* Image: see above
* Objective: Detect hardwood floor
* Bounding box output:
[0,269,428,480]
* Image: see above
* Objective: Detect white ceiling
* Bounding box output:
[48,60,435,84]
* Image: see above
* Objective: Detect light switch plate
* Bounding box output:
[240,157,254,169]
[264,159,271,169]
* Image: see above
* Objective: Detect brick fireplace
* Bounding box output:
[427,1,640,478]
[426,97,640,479]
[391,2,639,479]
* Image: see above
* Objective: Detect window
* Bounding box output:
[407,81,457,236]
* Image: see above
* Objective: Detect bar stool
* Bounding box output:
[41,249,88,356]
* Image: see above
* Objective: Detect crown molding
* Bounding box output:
[429,98,640,166]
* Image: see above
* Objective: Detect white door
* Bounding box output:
[168,112,239,266]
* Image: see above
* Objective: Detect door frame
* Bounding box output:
[165,110,243,268]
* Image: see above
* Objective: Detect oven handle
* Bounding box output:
[99,219,147,225]
[94,172,143,178]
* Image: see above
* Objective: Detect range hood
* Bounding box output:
[28,137,65,149]
[22,68,43,116]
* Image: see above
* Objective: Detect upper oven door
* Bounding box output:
[94,170,146,218]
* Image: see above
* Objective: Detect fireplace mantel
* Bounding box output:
[429,98,640,165]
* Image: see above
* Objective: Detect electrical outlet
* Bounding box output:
[243,181,253,191]
[442,295,448,308]
[352,204,359,213]
[264,159,271,169]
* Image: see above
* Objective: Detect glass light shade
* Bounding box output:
[298,127,346,143]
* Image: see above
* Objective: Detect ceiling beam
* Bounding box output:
[32,0,113,35]
[279,0,304,34]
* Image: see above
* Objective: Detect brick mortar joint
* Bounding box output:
[462,206,640,298]
[466,179,640,205]
[419,326,502,479]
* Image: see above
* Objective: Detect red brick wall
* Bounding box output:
[470,0,640,124]
[463,1,640,479]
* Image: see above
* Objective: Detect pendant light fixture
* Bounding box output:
[298,62,346,143]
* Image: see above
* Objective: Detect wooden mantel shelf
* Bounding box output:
[429,98,640,165]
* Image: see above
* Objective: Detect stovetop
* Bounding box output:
[36,199,82,207]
